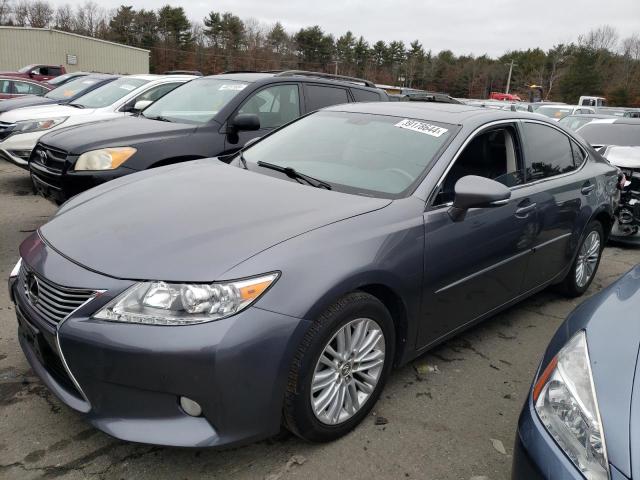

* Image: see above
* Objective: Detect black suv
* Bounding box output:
[29,70,388,203]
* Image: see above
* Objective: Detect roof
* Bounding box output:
[123,74,196,81]
[0,26,150,53]
[205,73,275,82]
[202,71,382,90]
[323,101,544,125]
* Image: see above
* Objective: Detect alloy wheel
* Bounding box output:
[310,318,386,425]
[575,231,601,288]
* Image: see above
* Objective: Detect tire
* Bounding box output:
[559,221,604,297]
[284,292,395,442]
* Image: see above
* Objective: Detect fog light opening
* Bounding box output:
[179,396,202,417]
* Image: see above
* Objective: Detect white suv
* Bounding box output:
[0,74,195,168]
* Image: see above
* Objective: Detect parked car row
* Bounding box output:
[2,68,638,480]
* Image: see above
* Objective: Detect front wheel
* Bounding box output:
[560,221,604,297]
[284,292,395,442]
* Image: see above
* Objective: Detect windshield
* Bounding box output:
[45,77,101,100]
[536,106,573,119]
[142,78,249,124]
[73,77,148,108]
[558,116,594,131]
[242,111,455,198]
[579,123,640,147]
[18,65,35,73]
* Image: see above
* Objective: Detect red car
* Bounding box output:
[0,76,53,100]
[489,92,522,102]
[0,64,66,82]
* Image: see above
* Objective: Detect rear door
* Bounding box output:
[302,84,351,113]
[518,120,586,291]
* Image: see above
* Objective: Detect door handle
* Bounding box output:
[581,182,595,195]
[515,203,537,218]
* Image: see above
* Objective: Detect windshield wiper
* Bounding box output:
[257,161,331,190]
[68,103,85,109]
[238,152,248,169]
[145,115,172,122]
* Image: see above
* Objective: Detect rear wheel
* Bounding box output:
[284,292,394,442]
[560,221,604,297]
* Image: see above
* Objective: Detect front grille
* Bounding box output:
[31,144,68,173]
[19,264,96,325]
[0,121,15,141]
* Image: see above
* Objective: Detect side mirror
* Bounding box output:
[243,136,261,149]
[229,113,260,133]
[133,100,153,112]
[448,175,511,222]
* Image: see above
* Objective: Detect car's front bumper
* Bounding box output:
[0,131,41,168]
[513,394,629,480]
[12,233,309,447]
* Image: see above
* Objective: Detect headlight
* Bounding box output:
[13,117,68,133]
[9,258,22,279]
[75,147,137,171]
[93,273,279,325]
[534,331,609,480]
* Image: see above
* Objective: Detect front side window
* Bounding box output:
[45,77,100,100]
[73,77,149,108]
[238,84,300,129]
[242,111,454,198]
[434,126,524,205]
[135,82,181,103]
[142,78,249,125]
[522,122,576,182]
[305,85,350,111]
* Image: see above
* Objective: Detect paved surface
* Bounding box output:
[0,161,637,480]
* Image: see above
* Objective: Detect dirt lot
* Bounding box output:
[0,161,637,480]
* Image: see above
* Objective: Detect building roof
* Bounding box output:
[0,27,150,53]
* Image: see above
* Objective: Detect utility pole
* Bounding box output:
[334,60,339,75]
[505,59,517,94]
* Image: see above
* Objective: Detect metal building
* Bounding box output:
[0,27,149,74]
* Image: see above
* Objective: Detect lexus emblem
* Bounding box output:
[26,274,39,305]
[38,149,47,165]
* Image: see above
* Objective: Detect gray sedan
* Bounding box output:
[8,103,619,447]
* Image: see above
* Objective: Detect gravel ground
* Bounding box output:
[0,161,637,480]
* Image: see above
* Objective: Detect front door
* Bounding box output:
[418,123,538,348]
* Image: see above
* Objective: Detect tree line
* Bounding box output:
[1,0,639,105]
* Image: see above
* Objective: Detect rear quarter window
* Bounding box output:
[304,85,350,111]
[351,89,382,102]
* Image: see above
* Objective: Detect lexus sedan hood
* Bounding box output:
[0,95,54,114]
[40,116,198,154]
[566,265,640,478]
[39,160,391,282]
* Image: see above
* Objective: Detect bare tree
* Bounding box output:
[54,4,74,31]
[27,0,52,28]
[0,0,12,25]
[13,0,28,26]
[578,25,619,51]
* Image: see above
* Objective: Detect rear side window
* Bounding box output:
[0,80,10,94]
[351,89,381,102]
[522,122,576,182]
[49,67,62,76]
[13,81,45,95]
[305,85,350,111]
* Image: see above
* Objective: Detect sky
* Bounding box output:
[50,0,640,57]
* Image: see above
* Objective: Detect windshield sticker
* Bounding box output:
[119,84,137,91]
[394,119,448,137]
[219,84,246,91]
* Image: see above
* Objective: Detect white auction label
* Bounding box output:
[394,119,448,137]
